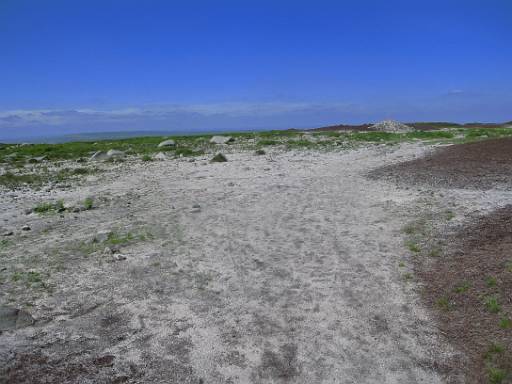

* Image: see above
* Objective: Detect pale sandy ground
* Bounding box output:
[1,143,510,383]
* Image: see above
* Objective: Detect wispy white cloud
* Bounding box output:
[0,102,359,128]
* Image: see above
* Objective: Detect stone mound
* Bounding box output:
[370,120,413,133]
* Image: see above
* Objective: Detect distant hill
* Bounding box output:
[310,121,512,132]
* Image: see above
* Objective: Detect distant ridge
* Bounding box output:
[309,120,512,132]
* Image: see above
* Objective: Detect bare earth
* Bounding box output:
[1,143,508,383]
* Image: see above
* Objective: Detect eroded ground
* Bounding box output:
[0,139,510,383]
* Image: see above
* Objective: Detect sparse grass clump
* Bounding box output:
[11,270,46,288]
[0,172,43,189]
[141,154,153,162]
[485,296,501,313]
[436,296,452,311]
[454,281,471,294]
[34,200,65,214]
[486,276,498,288]
[487,367,507,384]
[499,317,512,329]
[255,149,266,155]
[0,239,10,250]
[405,240,421,253]
[485,343,509,384]
[83,197,94,210]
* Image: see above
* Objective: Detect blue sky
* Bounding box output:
[1,0,511,140]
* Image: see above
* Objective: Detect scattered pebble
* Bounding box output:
[21,225,31,231]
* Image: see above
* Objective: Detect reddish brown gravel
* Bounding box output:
[417,206,512,383]
[370,138,512,190]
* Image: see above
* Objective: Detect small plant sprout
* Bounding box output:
[486,276,498,288]
[487,367,507,384]
[454,281,471,294]
[83,197,94,210]
[436,296,452,311]
[485,297,501,313]
[405,241,421,253]
[499,317,512,329]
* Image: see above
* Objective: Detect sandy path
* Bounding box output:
[0,145,452,383]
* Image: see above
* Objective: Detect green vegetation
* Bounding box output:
[257,139,279,146]
[175,147,203,157]
[486,276,498,288]
[487,367,507,384]
[436,296,452,311]
[485,344,509,384]
[11,270,46,288]
[83,197,94,210]
[405,240,421,253]
[428,247,441,258]
[485,296,501,313]
[499,317,512,329]
[34,200,65,214]
[0,172,43,188]
[1,126,512,190]
[0,239,10,250]
[454,281,471,294]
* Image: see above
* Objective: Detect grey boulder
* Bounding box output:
[157,140,176,148]
[89,151,109,161]
[209,136,234,145]
[106,149,125,158]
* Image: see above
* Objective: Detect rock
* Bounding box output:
[112,254,127,261]
[157,140,176,148]
[192,204,201,209]
[369,120,413,133]
[154,152,168,161]
[103,246,119,255]
[0,306,34,331]
[209,136,234,145]
[72,207,81,213]
[2,231,13,237]
[89,151,109,161]
[255,149,266,155]
[24,208,33,215]
[106,149,125,158]
[21,225,31,231]
[94,355,115,367]
[210,153,228,163]
[27,156,47,164]
[190,208,201,213]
